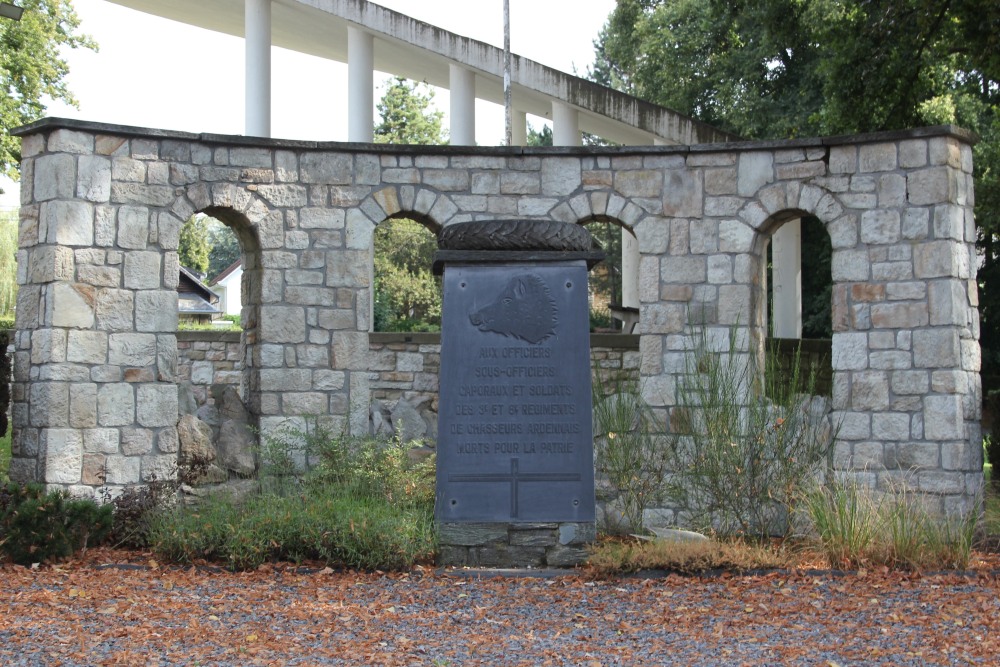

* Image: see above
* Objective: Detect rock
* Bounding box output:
[390,398,427,444]
[218,419,256,476]
[195,404,221,427]
[215,387,257,476]
[177,381,199,416]
[177,414,215,463]
[648,527,710,543]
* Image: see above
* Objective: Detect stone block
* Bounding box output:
[831,250,870,281]
[117,206,149,249]
[96,289,134,331]
[913,329,959,368]
[135,291,178,332]
[907,167,955,205]
[860,209,900,244]
[51,283,96,328]
[77,155,112,203]
[43,200,94,246]
[831,333,868,371]
[34,153,77,201]
[43,429,83,485]
[49,129,94,154]
[924,395,964,440]
[332,331,369,370]
[66,330,108,364]
[615,170,663,198]
[541,158,581,196]
[98,383,135,427]
[859,143,897,172]
[851,371,889,411]
[300,152,351,184]
[662,170,703,217]
[870,302,928,329]
[84,428,119,454]
[737,152,773,196]
[260,306,306,343]
[137,384,179,427]
[121,428,154,456]
[123,251,161,289]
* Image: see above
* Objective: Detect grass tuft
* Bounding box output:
[586,535,790,576]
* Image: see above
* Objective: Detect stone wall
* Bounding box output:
[175,329,640,446]
[10,118,981,517]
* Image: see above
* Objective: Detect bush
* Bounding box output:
[149,490,435,571]
[150,424,437,570]
[664,328,834,538]
[0,482,112,565]
[806,479,977,571]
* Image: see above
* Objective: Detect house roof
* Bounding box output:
[210,259,243,286]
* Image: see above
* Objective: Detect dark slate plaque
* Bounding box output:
[436,262,595,523]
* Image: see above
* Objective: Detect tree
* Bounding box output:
[527,123,553,146]
[178,215,210,276]
[1,0,96,184]
[206,218,241,280]
[0,209,17,316]
[373,77,446,145]
[371,77,446,331]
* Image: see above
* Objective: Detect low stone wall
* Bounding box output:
[176,330,642,442]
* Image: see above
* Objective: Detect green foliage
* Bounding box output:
[148,424,436,571]
[1,0,97,181]
[0,423,10,482]
[593,374,672,534]
[0,209,17,316]
[148,490,435,571]
[374,77,446,145]
[806,479,977,571]
[665,327,834,538]
[587,221,624,314]
[178,214,211,275]
[526,122,553,146]
[205,217,241,280]
[373,218,441,332]
[986,433,1000,491]
[0,482,112,565]
[0,315,12,330]
[592,0,1000,392]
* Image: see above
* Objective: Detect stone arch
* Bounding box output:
[578,214,640,329]
[369,208,443,333]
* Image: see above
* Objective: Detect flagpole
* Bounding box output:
[503,0,512,146]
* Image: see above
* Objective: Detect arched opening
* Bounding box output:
[371,213,442,332]
[174,205,263,482]
[761,212,833,396]
[582,218,639,333]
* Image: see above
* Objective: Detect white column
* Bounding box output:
[621,229,639,309]
[449,64,476,145]
[348,26,374,143]
[771,219,802,338]
[512,110,527,146]
[552,101,580,146]
[245,0,271,137]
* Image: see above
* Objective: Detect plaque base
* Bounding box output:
[438,521,595,568]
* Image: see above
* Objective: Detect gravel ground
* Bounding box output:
[1,557,998,666]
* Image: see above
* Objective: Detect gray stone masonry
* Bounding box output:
[11,119,981,518]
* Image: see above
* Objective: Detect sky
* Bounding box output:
[0,0,616,209]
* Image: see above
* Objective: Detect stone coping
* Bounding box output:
[176,330,242,343]
[12,117,979,154]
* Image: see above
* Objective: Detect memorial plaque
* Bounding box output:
[436,261,595,523]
